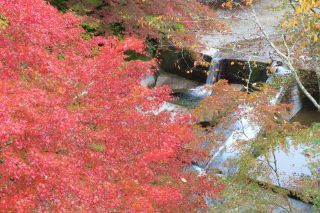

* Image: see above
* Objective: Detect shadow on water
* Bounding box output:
[292,96,320,126]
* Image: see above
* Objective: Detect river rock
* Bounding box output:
[140,74,157,88]
[156,72,200,90]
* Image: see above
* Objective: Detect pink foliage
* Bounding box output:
[0,0,222,211]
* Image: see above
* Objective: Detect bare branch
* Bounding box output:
[250,6,320,110]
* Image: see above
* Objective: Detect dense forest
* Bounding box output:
[0,0,319,211]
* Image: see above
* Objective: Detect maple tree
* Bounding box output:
[0,0,224,211]
[48,0,227,49]
[48,0,255,50]
[202,0,253,9]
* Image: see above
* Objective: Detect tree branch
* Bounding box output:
[250,6,320,110]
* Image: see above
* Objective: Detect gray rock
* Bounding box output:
[156,72,200,90]
[140,74,156,88]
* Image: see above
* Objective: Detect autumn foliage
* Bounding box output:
[202,0,253,9]
[0,0,222,211]
[281,0,319,69]
[50,0,226,49]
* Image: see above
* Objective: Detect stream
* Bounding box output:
[156,53,318,211]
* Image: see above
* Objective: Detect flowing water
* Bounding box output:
[172,60,313,177]
[172,55,225,107]
[187,57,223,99]
[162,56,317,210]
[204,63,298,172]
[206,57,222,85]
[197,61,314,210]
